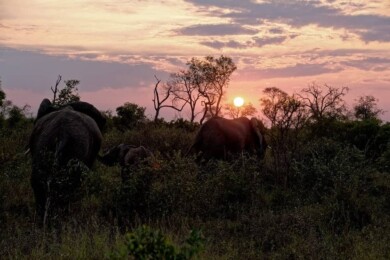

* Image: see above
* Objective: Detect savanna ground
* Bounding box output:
[1,115,390,259]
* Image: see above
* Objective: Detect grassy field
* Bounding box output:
[1,120,390,259]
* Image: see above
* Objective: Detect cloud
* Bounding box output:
[0,48,169,92]
[238,63,343,80]
[269,27,284,34]
[175,23,258,36]
[252,36,288,47]
[201,40,249,49]
[185,0,390,42]
[200,35,292,49]
[341,57,390,71]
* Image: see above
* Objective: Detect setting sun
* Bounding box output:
[233,97,244,107]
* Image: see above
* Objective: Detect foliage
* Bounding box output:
[353,95,384,121]
[1,82,390,258]
[111,225,204,259]
[298,83,348,123]
[187,56,237,123]
[292,139,377,234]
[113,102,146,130]
[0,85,31,129]
[168,70,203,123]
[167,118,199,132]
[54,79,81,106]
[224,102,257,119]
[49,75,80,106]
[0,79,5,107]
[260,87,308,182]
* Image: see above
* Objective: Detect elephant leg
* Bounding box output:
[31,175,48,224]
[121,167,131,183]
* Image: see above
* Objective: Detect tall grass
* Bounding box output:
[1,122,390,258]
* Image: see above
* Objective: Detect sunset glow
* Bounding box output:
[0,0,389,120]
[234,97,244,107]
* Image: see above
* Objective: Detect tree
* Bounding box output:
[152,76,185,122]
[353,95,384,121]
[260,87,308,185]
[50,75,80,106]
[0,79,6,127]
[51,75,62,103]
[298,83,348,122]
[168,70,203,123]
[56,80,80,106]
[0,79,5,107]
[7,105,30,128]
[187,56,237,123]
[224,102,257,119]
[0,79,30,128]
[261,87,307,131]
[114,102,146,130]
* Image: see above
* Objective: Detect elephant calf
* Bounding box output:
[98,144,153,180]
[99,144,153,167]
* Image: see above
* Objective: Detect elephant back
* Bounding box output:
[34,99,106,131]
[30,108,102,168]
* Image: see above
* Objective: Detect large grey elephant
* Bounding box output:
[29,98,106,223]
[188,116,267,160]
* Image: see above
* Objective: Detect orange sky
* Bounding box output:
[1,0,389,120]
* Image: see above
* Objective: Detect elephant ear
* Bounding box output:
[250,117,264,150]
[35,98,56,123]
[65,101,106,131]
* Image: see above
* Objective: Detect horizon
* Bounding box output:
[1,0,389,121]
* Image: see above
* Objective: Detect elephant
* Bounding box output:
[29,98,106,223]
[98,144,153,181]
[188,116,267,160]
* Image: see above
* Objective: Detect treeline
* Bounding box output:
[0,55,387,132]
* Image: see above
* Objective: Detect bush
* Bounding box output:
[292,138,379,233]
[110,225,204,259]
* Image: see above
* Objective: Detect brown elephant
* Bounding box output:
[188,116,267,160]
[29,99,106,223]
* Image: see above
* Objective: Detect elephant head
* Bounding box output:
[29,99,106,223]
[188,116,267,160]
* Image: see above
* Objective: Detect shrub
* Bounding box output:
[110,225,204,259]
[292,138,375,233]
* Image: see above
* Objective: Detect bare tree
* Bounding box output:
[168,70,203,123]
[152,75,185,122]
[51,75,62,104]
[298,83,348,122]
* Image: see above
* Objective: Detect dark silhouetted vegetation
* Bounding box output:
[1,75,390,258]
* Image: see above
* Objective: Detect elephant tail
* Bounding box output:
[54,131,69,166]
